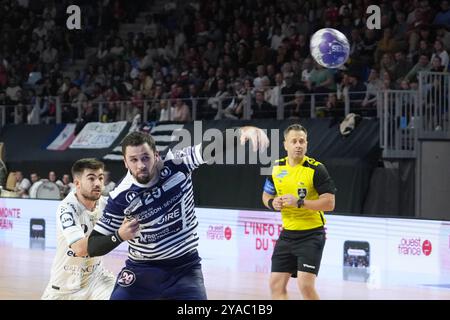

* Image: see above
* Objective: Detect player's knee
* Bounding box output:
[269,278,287,295]
[298,280,315,296]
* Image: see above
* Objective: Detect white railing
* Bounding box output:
[418,71,450,139]
[0,90,369,126]
[378,90,419,158]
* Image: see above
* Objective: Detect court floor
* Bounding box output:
[1,244,450,300]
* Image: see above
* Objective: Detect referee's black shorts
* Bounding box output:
[271,227,326,277]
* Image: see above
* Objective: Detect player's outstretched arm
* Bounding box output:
[238,126,270,152]
[87,218,139,257]
[201,126,269,163]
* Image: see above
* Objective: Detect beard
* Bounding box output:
[132,161,158,184]
[135,174,151,184]
[133,170,152,184]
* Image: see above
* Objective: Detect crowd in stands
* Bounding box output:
[8,169,116,199]
[0,0,449,123]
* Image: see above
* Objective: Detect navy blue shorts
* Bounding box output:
[110,250,207,300]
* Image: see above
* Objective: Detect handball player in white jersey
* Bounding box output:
[42,158,116,300]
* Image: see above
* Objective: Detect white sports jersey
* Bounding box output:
[42,191,115,299]
[94,144,205,261]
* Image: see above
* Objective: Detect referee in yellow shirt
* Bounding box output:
[262,124,336,300]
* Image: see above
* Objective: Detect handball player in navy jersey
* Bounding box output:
[87,126,269,299]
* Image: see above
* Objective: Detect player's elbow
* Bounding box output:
[70,238,88,257]
[87,233,101,257]
[74,247,89,257]
[261,192,272,208]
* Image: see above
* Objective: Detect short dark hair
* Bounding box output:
[71,158,105,177]
[284,124,307,138]
[121,132,156,155]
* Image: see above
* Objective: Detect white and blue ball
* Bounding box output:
[310,28,350,69]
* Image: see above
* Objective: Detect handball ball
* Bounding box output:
[310,28,350,69]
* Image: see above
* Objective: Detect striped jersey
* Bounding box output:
[46,191,109,292]
[94,144,204,261]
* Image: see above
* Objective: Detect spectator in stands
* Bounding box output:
[251,90,276,119]
[324,92,345,120]
[48,171,62,185]
[253,65,268,91]
[431,40,450,71]
[284,91,308,119]
[430,55,446,72]
[14,171,31,198]
[345,73,366,102]
[138,70,153,98]
[281,75,300,105]
[30,173,40,186]
[158,99,175,121]
[41,41,58,68]
[208,78,229,120]
[392,12,409,52]
[270,26,284,51]
[405,54,431,83]
[411,34,433,64]
[392,51,413,84]
[221,80,246,120]
[172,98,191,122]
[379,53,397,80]
[268,73,285,108]
[102,171,116,196]
[306,63,336,100]
[5,78,22,103]
[436,25,450,51]
[433,1,450,27]
[301,58,314,87]
[375,28,397,64]
[56,174,74,198]
[362,69,383,113]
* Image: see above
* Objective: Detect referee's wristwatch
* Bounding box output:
[297,198,305,208]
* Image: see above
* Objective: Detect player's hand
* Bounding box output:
[239,126,270,152]
[280,194,298,208]
[118,218,140,241]
[272,196,284,210]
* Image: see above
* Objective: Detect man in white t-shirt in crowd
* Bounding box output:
[42,158,117,300]
[14,171,31,198]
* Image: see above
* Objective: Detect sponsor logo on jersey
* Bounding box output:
[125,191,138,203]
[124,196,143,215]
[149,207,181,227]
[276,170,288,179]
[174,150,187,158]
[160,167,171,178]
[162,172,186,192]
[60,213,75,229]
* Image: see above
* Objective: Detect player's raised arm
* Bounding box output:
[201,125,270,163]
